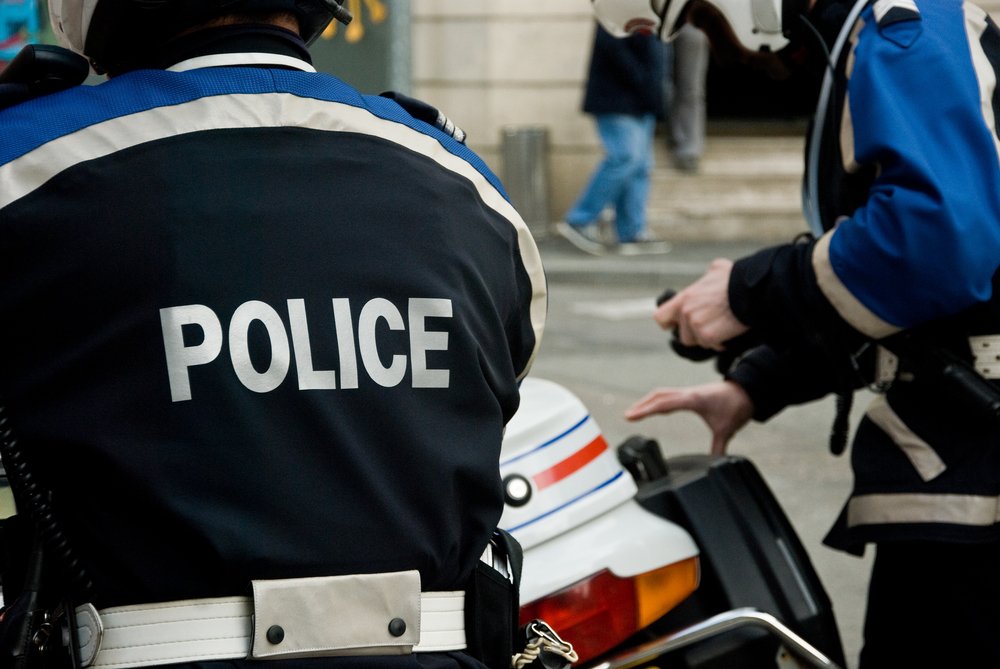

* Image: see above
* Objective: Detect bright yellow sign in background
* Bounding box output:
[322,0,388,43]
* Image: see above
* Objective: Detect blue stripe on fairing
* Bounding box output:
[505,471,626,534]
[500,414,590,467]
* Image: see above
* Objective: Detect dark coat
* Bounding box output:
[582,24,666,117]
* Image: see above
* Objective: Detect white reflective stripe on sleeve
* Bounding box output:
[516,222,546,381]
[812,231,902,339]
[847,493,1000,528]
[865,395,946,482]
[964,3,1000,169]
[840,91,858,173]
[839,21,865,174]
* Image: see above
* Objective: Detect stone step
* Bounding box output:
[647,134,807,242]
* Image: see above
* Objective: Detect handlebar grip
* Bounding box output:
[655,288,677,307]
[656,289,756,363]
[656,289,716,361]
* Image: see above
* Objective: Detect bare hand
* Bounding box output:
[624,381,754,455]
[655,258,749,351]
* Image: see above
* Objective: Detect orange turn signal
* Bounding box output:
[519,557,701,663]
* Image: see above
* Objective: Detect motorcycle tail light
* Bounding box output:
[519,556,699,663]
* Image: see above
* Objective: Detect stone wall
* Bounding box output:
[411,0,598,227]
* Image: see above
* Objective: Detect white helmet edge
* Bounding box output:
[49,0,101,56]
[592,0,788,51]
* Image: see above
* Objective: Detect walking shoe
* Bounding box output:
[556,221,606,256]
[617,237,672,256]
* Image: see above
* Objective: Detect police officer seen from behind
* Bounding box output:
[0,1,546,668]
[593,0,1000,665]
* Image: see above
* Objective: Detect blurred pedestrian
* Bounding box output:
[664,24,709,173]
[558,24,671,256]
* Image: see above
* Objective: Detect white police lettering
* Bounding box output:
[410,298,452,388]
[160,304,224,402]
[288,298,337,391]
[159,297,453,402]
[230,300,291,394]
[333,298,360,389]
[358,298,407,388]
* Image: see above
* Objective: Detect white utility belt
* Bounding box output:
[73,571,466,669]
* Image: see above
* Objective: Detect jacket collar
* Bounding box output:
[149,23,314,73]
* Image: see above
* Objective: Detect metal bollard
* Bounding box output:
[500,126,551,239]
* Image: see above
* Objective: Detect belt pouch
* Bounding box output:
[251,571,421,659]
[464,531,521,669]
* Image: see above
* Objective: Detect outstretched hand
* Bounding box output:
[625,381,754,455]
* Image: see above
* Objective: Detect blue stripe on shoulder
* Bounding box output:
[0,67,508,200]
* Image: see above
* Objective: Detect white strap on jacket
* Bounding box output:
[74,572,466,669]
[969,335,1000,379]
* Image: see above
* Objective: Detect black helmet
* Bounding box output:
[50,0,351,72]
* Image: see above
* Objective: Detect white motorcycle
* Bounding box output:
[500,377,846,669]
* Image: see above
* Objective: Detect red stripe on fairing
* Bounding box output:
[532,436,609,490]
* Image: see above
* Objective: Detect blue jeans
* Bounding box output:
[565,113,655,243]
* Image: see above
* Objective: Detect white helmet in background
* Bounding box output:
[47,0,95,57]
[592,0,789,52]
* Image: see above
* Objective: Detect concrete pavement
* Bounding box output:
[535,231,766,286]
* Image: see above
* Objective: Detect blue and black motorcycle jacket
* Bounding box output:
[0,24,547,644]
[723,0,1000,553]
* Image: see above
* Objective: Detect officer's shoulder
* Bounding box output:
[379,90,468,144]
[0,45,89,112]
[870,0,922,48]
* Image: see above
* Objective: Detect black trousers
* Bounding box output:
[859,541,1000,668]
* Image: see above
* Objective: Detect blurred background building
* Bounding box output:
[5,0,1000,242]
[0,0,40,61]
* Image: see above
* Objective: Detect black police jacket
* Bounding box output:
[0,27,546,616]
